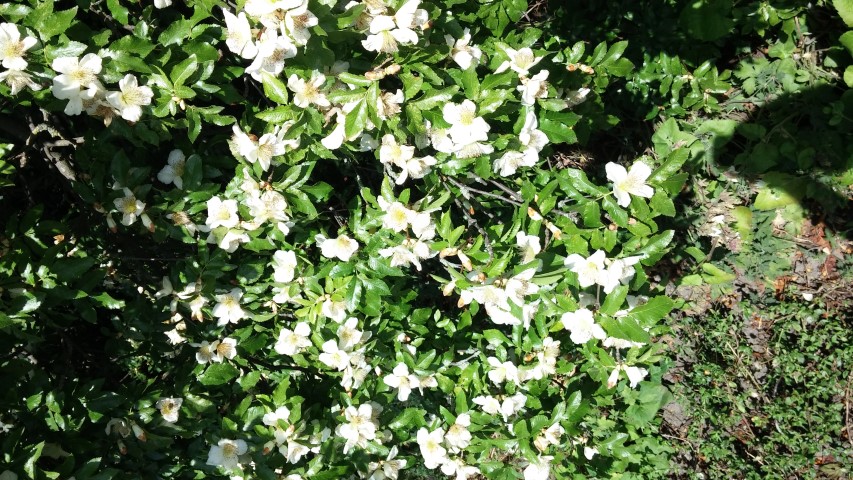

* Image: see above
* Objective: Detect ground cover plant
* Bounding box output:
[0,0,851,479]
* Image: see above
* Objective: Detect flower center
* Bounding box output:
[120,87,144,107]
[515,51,534,69]
[120,197,138,214]
[222,443,238,457]
[69,67,95,87]
[2,41,24,59]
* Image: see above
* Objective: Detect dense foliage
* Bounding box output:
[0,0,850,479]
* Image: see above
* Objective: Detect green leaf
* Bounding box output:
[649,148,689,184]
[198,363,240,386]
[582,201,603,227]
[597,40,628,67]
[628,296,674,325]
[344,99,367,140]
[649,190,675,217]
[600,285,629,315]
[92,292,124,310]
[171,54,199,86]
[412,86,459,110]
[31,5,78,41]
[187,108,202,143]
[25,441,45,478]
[183,154,203,190]
[679,0,734,41]
[633,230,674,265]
[600,315,650,344]
[389,408,427,429]
[338,72,374,87]
[601,196,628,228]
[160,19,196,46]
[106,0,129,25]
[833,0,853,27]
[540,111,579,144]
[625,385,672,426]
[701,263,736,284]
[261,72,289,104]
[753,172,805,210]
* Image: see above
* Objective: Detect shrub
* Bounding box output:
[0,0,685,478]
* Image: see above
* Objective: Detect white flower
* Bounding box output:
[212,337,238,362]
[445,28,482,70]
[206,439,248,472]
[383,363,420,401]
[600,255,643,294]
[233,124,296,171]
[247,190,289,225]
[379,245,421,270]
[473,394,526,421]
[0,23,37,70]
[487,357,520,385]
[113,188,145,226]
[522,456,553,480]
[319,340,351,371]
[211,229,250,253]
[563,250,607,288]
[366,445,407,480]
[245,29,297,81]
[212,288,246,326]
[444,414,471,452]
[156,397,183,423]
[565,87,591,108]
[321,298,347,322]
[605,161,654,207]
[274,322,311,356]
[317,234,359,261]
[494,150,528,177]
[272,250,297,283]
[495,47,543,77]
[0,69,41,95]
[361,1,425,53]
[222,9,258,59]
[206,196,240,229]
[262,405,291,427]
[505,267,539,306]
[379,134,415,166]
[154,0,172,8]
[440,457,480,480]
[336,317,368,351]
[584,446,599,460]
[196,341,216,363]
[561,308,606,344]
[336,404,377,453]
[519,111,548,163]
[283,2,318,46]
[517,70,549,106]
[157,149,186,189]
[607,364,649,389]
[51,54,103,115]
[442,100,490,145]
[416,427,448,469]
[288,71,330,108]
[516,232,541,264]
[106,74,153,122]
[378,197,415,232]
[395,155,436,184]
[410,212,435,240]
[533,423,564,452]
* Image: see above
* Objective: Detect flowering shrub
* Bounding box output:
[0,0,685,478]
